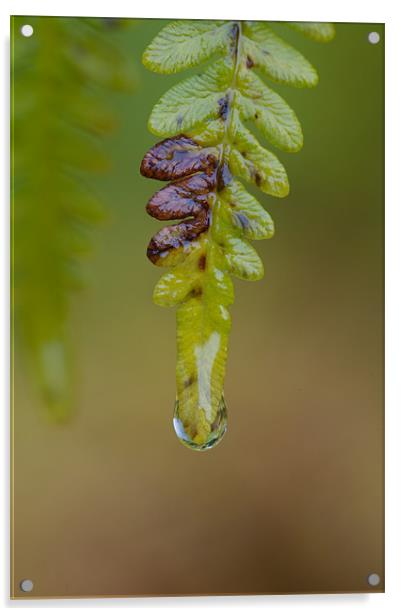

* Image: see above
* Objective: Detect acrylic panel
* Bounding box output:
[11,16,384,598]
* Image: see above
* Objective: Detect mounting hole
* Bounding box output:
[368,31,380,44]
[20,24,34,38]
[367,573,381,587]
[20,579,34,592]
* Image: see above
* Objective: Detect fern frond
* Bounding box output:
[141,20,334,449]
[12,16,137,420]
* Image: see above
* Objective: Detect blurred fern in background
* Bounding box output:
[11,16,137,420]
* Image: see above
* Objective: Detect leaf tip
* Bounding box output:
[288,131,304,153]
[279,183,290,198]
[323,24,336,42]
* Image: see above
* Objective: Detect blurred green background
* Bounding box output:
[11,17,384,597]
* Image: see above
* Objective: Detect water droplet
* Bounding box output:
[173,396,227,451]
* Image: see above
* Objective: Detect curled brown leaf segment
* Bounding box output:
[140,135,232,264]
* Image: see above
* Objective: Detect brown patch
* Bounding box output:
[217,95,229,121]
[146,173,214,221]
[217,162,232,192]
[184,375,195,388]
[146,209,209,265]
[141,133,236,266]
[254,112,259,120]
[246,55,254,69]
[230,22,240,38]
[233,212,250,230]
[254,171,262,187]
[140,135,217,181]
[190,287,203,298]
[198,254,207,270]
[230,22,240,59]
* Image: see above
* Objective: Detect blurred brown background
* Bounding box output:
[11,18,384,597]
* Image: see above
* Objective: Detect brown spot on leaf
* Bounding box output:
[217,162,233,192]
[190,286,203,298]
[198,254,206,270]
[184,375,196,388]
[246,55,254,69]
[217,95,229,121]
[230,22,240,59]
[233,212,250,230]
[254,171,262,187]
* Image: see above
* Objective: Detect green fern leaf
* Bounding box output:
[141,20,334,449]
[242,22,319,87]
[286,21,336,43]
[142,20,235,73]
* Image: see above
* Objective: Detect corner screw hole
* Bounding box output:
[368,32,380,44]
[367,573,381,587]
[20,579,34,592]
[21,24,34,38]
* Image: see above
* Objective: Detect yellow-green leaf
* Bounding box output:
[143,20,234,74]
[286,22,336,43]
[148,60,231,136]
[228,118,289,197]
[243,22,319,87]
[221,180,274,240]
[237,68,303,152]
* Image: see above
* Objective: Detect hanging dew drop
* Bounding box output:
[173,396,227,451]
